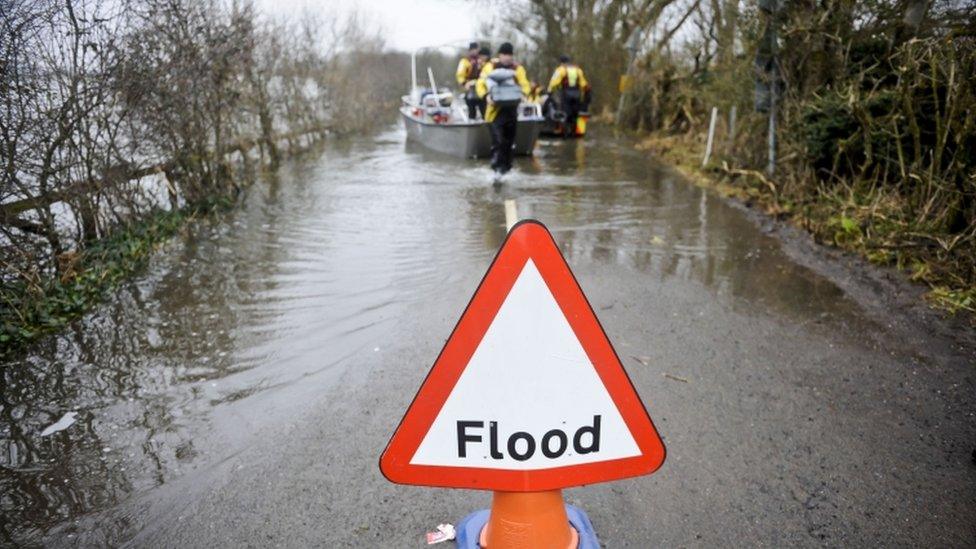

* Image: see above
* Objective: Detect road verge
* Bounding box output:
[636,131,974,321]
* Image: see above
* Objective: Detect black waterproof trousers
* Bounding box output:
[561,89,581,137]
[490,106,518,174]
[465,97,486,120]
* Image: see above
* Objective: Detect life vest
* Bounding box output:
[465,54,481,80]
[561,65,581,89]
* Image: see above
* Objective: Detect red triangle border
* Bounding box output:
[380,220,666,491]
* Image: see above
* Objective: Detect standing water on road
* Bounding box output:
[2,127,973,546]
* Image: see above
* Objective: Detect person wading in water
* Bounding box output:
[476,42,530,178]
[548,54,590,137]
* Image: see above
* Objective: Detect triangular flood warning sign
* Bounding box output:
[380,220,665,491]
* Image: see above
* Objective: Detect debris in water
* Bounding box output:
[663,373,689,383]
[425,523,456,545]
[40,412,78,437]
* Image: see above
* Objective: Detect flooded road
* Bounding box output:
[2,127,974,547]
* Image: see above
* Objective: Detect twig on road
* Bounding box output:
[663,373,689,383]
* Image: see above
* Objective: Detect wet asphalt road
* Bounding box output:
[3,128,975,547]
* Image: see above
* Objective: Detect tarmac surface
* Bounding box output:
[4,128,974,547]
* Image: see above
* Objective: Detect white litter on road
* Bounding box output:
[425,523,456,545]
[40,411,78,437]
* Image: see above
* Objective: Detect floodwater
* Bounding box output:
[1,127,972,546]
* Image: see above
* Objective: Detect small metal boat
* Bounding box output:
[400,52,544,159]
[400,96,543,158]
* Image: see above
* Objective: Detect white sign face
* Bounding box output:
[410,259,641,470]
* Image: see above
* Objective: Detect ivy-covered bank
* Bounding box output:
[0,200,232,357]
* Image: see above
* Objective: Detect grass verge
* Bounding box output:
[636,132,975,319]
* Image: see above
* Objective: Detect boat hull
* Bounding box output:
[401,107,543,159]
[514,118,544,155]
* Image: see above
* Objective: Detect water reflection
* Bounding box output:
[3,126,864,545]
[516,137,852,320]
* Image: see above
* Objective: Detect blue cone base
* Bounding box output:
[455,503,600,548]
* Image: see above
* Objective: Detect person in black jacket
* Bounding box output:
[476,42,530,176]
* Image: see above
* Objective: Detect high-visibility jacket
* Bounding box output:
[548,64,589,94]
[456,55,481,86]
[476,59,531,122]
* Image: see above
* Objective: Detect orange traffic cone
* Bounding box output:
[479,490,579,549]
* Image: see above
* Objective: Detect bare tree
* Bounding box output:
[1,0,410,346]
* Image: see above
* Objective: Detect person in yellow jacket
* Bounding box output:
[476,42,531,175]
[456,43,488,120]
[455,42,479,87]
[548,54,590,137]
